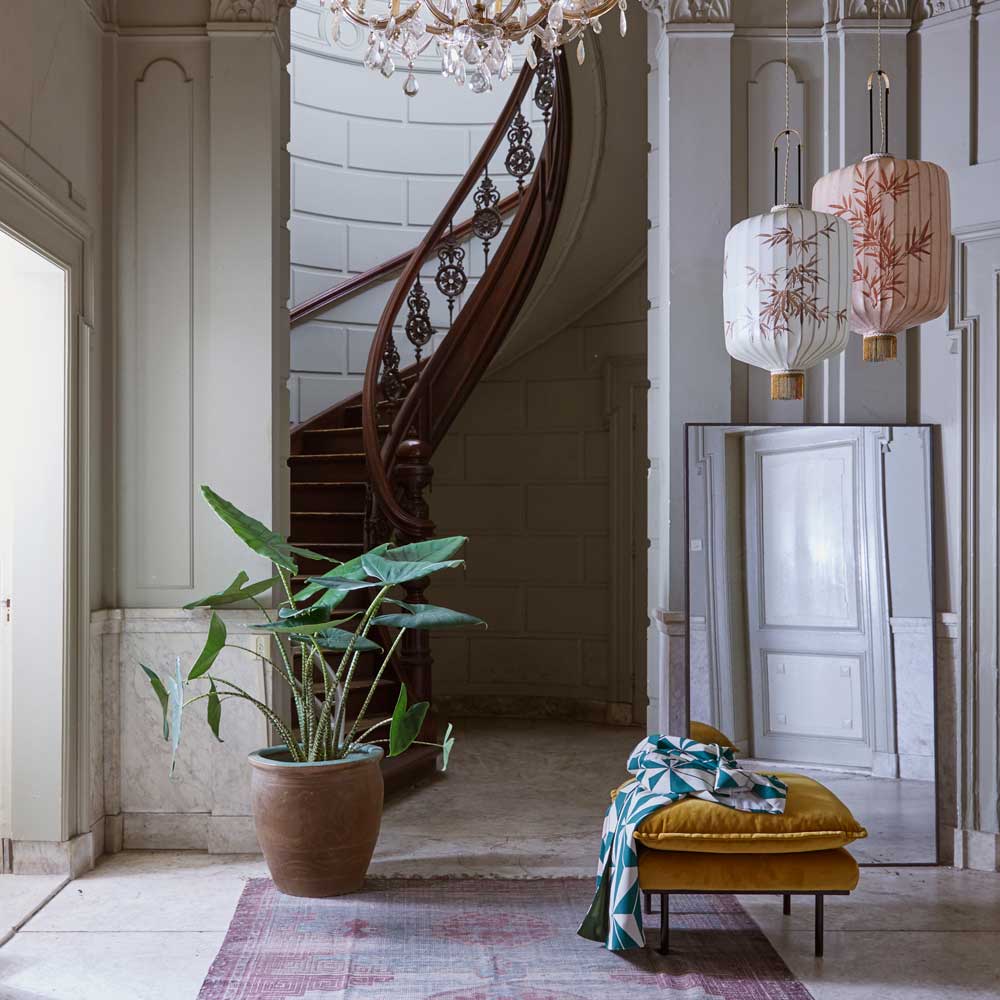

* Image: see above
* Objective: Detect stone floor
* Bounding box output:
[741,759,938,864]
[1,719,998,999]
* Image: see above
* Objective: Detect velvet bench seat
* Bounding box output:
[638,846,859,957]
[625,724,867,957]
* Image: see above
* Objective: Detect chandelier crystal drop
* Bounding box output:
[319,0,621,94]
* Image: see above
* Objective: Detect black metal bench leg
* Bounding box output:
[783,893,791,916]
[658,893,669,955]
[644,891,652,915]
[814,894,824,957]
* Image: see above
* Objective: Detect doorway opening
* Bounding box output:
[0,226,69,865]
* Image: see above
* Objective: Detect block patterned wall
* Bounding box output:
[288,1,541,422]
[429,273,647,722]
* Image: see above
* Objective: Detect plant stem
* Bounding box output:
[273,568,310,734]
[354,716,391,743]
[212,676,304,762]
[299,641,316,751]
[310,584,391,761]
[344,627,406,746]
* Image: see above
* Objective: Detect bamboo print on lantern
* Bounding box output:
[812,155,950,362]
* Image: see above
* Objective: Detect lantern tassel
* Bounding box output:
[770,371,805,400]
[862,333,897,363]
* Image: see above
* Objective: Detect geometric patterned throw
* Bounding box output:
[199,878,814,999]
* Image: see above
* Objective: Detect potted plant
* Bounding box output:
[139,485,483,897]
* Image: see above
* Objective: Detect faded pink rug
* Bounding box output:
[199,878,813,999]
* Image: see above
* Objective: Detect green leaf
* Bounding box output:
[140,664,170,741]
[249,615,358,637]
[189,613,226,680]
[303,576,383,592]
[310,628,382,652]
[388,684,429,757]
[201,486,299,571]
[207,679,223,742]
[440,722,455,771]
[165,658,186,775]
[361,552,464,586]
[374,603,486,630]
[200,486,336,573]
[287,544,339,565]
[383,537,468,563]
[293,544,390,604]
[183,572,280,610]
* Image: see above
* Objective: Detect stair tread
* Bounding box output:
[290,514,364,522]
[289,453,365,460]
[291,481,366,487]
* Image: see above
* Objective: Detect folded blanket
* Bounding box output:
[577,734,788,951]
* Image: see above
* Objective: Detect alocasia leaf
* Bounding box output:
[140,664,170,741]
[373,603,486,630]
[183,572,280,610]
[165,657,186,776]
[207,679,223,743]
[388,684,429,757]
[189,613,226,680]
[361,553,464,586]
[440,722,455,771]
[201,486,335,572]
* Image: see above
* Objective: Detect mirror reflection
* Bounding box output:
[686,424,937,864]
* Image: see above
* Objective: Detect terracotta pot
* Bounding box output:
[248,744,384,897]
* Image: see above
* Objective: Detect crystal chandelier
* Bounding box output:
[318,0,626,95]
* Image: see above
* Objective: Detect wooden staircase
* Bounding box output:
[287,53,571,790]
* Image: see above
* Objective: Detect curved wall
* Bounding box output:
[289,0,537,421]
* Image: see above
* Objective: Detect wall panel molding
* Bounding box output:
[132,58,195,590]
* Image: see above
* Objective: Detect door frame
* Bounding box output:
[606,356,648,725]
[0,160,93,853]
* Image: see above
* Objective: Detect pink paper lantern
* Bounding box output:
[812,153,950,362]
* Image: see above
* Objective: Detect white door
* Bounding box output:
[744,427,881,769]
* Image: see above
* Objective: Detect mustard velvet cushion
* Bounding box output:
[614,773,867,854]
[638,846,860,892]
[689,721,737,749]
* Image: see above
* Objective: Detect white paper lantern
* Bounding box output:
[724,204,853,400]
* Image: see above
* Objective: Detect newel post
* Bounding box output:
[395,437,435,711]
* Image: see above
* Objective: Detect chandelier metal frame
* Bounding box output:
[319,0,627,94]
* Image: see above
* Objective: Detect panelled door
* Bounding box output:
[743,427,879,769]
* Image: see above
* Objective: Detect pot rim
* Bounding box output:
[248,744,385,769]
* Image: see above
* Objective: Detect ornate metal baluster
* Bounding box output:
[380,330,404,415]
[472,166,502,268]
[434,224,468,326]
[405,277,434,365]
[534,49,555,125]
[505,109,534,193]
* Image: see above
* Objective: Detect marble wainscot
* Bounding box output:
[95,609,275,854]
[890,617,936,783]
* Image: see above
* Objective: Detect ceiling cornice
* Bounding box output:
[642,0,733,27]
[208,0,296,21]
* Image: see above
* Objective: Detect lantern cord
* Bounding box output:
[876,0,886,154]
[782,0,790,205]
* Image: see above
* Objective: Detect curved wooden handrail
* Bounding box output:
[362,55,570,538]
[290,192,522,327]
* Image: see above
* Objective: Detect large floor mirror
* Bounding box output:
[686,424,937,864]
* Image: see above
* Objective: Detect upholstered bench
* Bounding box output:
[621,724,867,957]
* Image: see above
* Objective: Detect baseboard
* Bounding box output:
[9,832,96,876]
[952,827,1000,871]
[122,812,260,853]
[435,694,636,727]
